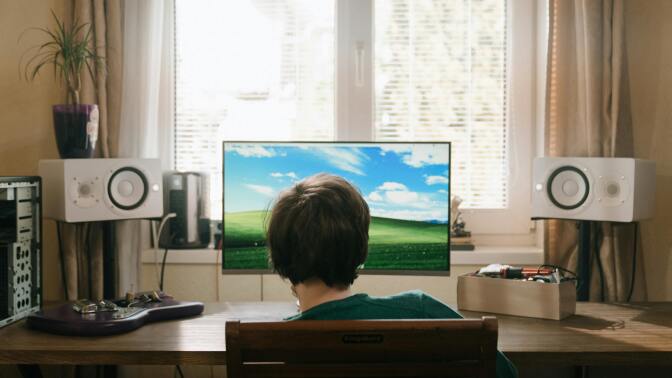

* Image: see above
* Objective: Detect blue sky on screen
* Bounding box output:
[224,143,450,222]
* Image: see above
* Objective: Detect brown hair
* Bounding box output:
[266,173,370,286]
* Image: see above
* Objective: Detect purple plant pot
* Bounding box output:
[52,104,99,159]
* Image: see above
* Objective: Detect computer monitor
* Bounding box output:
[222,142,450,275]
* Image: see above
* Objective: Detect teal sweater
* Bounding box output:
[287,290,518,378]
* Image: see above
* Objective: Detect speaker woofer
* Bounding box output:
[107,167,149,211]
[547,166,590,210]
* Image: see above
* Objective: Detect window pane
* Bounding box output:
[176,0,335,219]
[374,0,508,209]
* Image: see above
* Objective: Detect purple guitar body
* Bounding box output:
[26,295,204,336]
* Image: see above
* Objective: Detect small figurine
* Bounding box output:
[450,195,470,238]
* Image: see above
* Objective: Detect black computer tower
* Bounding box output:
[0,177,42,328]
[160,172,210,249]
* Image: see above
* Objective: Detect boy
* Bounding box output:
[266,173,517,378]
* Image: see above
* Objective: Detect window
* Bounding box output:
[374,0,508,209]
[175,0,539,236]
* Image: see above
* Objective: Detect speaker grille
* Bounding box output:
[107,167,149,211]
[547,166,590,210]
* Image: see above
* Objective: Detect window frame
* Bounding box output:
[335,0,543,237]
[174,0,545,239]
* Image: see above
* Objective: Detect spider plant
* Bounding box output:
[21,10,104,105]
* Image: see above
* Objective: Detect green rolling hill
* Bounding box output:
[223,211,448,271]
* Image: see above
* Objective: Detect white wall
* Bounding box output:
[141,263,482,304]
[139,247,544,304]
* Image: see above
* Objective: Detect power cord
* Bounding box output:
[174,365,184,378]
[627,222,639,302]
[152,213,177,289]
[55,221,69,301]
[160,248,169,292]
[537,264,577,280]
[593,222,605,302]
[83,223,93,301]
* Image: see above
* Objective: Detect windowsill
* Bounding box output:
[141,245,543,266]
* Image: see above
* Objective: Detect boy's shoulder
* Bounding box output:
[367,289,440,305]
[361,290,451,313]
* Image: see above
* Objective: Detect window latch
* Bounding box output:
[354,41,365,87]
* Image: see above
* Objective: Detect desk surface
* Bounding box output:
[0,302,670,366]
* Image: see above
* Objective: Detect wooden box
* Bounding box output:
[457,274,576,320]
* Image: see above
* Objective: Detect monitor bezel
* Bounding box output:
[221,141,451,276]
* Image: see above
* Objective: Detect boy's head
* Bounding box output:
[266,173,370,287]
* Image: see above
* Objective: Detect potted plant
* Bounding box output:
[21,11,104,159]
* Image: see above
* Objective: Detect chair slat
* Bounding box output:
[241,347,482,363]
[243,362,483,378]
[226,317,498,378]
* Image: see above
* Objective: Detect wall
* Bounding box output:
[140,0,672,305]
[0,0,665,308]
[0,1,669,377]
[625,0,672,301]
[0,0,66,302]
[141,262,483,304]
[0,2,67,377]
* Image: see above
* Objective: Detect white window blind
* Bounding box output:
[175,0,335,218]
[176,0,511,219]
[374,0,508,209]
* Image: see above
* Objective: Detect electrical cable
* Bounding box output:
[151,221,160,287]
[152,213,177,289]
[160,248,169,292]
[627,222,639,302]
[55,221,69,301]
[175,365,185,378]
[593,222,605,302]
[84,222,93,300]
[538,264,577,279]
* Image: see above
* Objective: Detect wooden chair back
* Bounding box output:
[226,317,498,378]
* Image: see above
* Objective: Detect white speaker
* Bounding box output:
[532,157,655,222]
[39,159,163,222]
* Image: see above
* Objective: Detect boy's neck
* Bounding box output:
[293,279,353,312]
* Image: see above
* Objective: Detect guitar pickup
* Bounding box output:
[73,300,118,314]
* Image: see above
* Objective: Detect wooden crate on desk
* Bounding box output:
[457,274,576,320]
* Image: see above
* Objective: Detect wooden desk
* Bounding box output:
[461,302,672,366]
[0,302,670,367]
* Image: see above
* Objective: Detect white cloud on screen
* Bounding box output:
[311,147,368,176]
[229,144,276,158]
[379,145,412,156]
[438,189,448,194]
[244,184,275,197]
[402,145,449,168]
[270,172,298,180]
[369,181,432,208]
[368,191,384,202]
[385,190,419,204]
[368,178,448,221]
[425,175,449,185]
[379,144,449,168]
[377,182,408,191]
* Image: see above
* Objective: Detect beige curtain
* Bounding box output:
[545,0,646,301]
[58,0,123,300]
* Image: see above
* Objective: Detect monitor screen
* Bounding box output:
[222,142,450,274]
